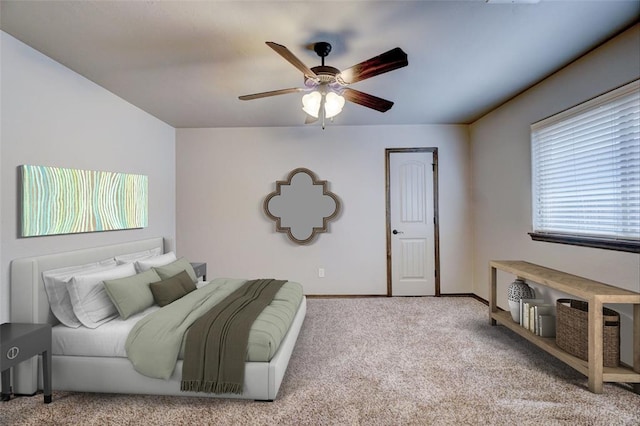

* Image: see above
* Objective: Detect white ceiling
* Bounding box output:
[1,1,638,128]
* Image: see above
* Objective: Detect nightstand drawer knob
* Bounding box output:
[7,346,19,360]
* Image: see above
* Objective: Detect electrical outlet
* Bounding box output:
[318,268,325,278]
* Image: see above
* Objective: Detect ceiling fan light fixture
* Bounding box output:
[302,90,345,120]
[302,91,322,118]
[324,91,345,119]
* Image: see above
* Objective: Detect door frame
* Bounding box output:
[385,147,441,297]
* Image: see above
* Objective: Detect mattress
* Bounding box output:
[52,279,304,362]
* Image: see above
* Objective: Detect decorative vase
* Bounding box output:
[507,279,535,322]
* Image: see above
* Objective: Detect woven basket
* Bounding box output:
[556,299,620,367]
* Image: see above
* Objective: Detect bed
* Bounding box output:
[9,237,307,401]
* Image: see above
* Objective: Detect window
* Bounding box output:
[530,80,640,253]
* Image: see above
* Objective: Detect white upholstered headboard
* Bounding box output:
[10,237,164,325]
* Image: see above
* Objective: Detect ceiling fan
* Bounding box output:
[238,41,408,127]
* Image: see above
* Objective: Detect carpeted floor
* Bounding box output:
[1,297,639,425]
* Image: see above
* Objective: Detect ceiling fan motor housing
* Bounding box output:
[305,65,341,88]
[306,42,340,88]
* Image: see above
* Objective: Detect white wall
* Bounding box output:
[469,25,640,364]
[0,32,177,323]
[176,125,471,296]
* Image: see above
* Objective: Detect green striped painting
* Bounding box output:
[20,165,148,237]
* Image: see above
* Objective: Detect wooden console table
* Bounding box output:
[489,260,640,394]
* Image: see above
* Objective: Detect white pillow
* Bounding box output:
[135,252,177,272]
[114,247,162,266]
[67,263,137,328]
[42,258,117,328]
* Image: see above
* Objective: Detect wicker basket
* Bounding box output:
[556,299,620,367]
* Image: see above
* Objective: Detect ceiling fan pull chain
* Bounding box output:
[321,92,327,130]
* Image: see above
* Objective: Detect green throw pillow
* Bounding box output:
[153,257,198,284]
[103,269,160,319]
[149,270,196,307]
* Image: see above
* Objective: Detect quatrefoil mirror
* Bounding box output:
[264,168,340,245]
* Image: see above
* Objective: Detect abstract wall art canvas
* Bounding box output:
[20,165,148,237]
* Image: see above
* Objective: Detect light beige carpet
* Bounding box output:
[1,297,639,425]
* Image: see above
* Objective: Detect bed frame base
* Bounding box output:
[34,298,305,400]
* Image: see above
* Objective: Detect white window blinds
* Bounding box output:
[531,80,640,242]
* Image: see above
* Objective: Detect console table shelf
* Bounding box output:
[489,260,640,394]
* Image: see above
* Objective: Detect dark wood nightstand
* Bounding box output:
[190,262,207,281]
[1,323,52,403]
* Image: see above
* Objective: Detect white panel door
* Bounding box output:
[390,151,435,296]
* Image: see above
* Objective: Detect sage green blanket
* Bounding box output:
[181,279,286,394]
[125,278,301,381]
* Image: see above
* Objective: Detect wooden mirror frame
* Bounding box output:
[264,168,340,245]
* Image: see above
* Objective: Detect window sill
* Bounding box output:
[528,232,640,253]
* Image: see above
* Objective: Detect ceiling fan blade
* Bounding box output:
[342,88,394,113]
[266,42,318,80]
[238,87,304,101]
[337,47,408,85]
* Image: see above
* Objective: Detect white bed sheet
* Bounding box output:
[52,305,160,357]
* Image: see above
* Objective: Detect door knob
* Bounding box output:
[392,229,403,235]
